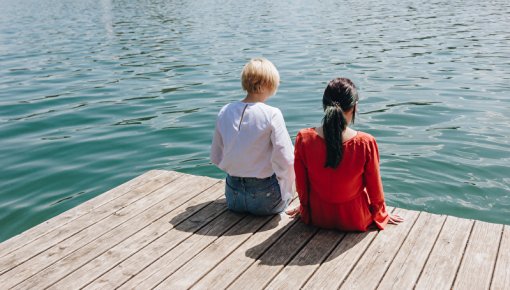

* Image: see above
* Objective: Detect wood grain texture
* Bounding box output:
[453,221,502,290]
[1,171,507,290]
[84,186,228,290]
[415,216,474,290]
[42,181,224,290]
[0,170,165,258]
[339,208,419,290]
[301,208,398,290]
[490,225,510,290]
[266,229,345,290]
[377,212,446,290]
[191,199,300,290]
[119,210,244,290]
[154,213,274,289]
[226,221,319,290]
[0,171,184,289]
[0,170,176,271]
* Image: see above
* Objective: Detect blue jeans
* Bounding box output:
[225,174,289,215]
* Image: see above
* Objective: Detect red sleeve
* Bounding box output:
[364,137,389,230]
[294,132,311,224]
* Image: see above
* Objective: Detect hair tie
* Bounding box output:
[330,101,342,109]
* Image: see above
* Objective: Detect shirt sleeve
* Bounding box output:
[364,137,390,230]
[270,109,295,201]
[294,131,311,224]
[210,117,223,166]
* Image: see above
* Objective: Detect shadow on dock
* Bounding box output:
[168,198,371,266]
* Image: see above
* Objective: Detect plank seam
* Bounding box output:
[488,224,505,290]
[449,219,476,289]
[1,173,184,286]
[122,207,229,289]
[335,207,398,290]
[262,227,321,289]
[188,214,277,289]
[190,197,298,289]
[150,215,249,290]
[299,232,347,289]
[375,210,423,289]
[80,183,223,289]
[116,199,229,288]
[224,219,299,289]
[412,214,448,289]
[37,178,221,289]
[0,170,168,258]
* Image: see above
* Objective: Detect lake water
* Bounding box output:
[1,0,509,242]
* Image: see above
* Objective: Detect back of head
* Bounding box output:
[241,58,280,94]
[322,78,359,168]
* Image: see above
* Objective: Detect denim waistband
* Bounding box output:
[227,174,275,182]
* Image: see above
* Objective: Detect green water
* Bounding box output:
[1,0,509,242]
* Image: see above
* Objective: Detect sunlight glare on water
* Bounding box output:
[0,0,509,241]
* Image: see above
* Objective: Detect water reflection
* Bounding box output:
[0,0,509,242]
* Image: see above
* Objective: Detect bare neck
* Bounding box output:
[316,126,357,142]
[242,91,271,103]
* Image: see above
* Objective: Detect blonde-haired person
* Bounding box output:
[210,58,294,215]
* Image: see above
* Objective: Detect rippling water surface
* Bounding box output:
[1,0,509,241]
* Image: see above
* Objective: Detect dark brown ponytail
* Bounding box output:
[322,78,359,168]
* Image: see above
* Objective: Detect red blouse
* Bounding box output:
[294,128,390,231]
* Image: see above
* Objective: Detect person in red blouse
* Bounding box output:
[286,78,403,231]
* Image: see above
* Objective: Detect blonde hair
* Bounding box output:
[241,58,280,93]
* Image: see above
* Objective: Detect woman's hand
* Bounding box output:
[285,205,301,218]
[388,213,404,224]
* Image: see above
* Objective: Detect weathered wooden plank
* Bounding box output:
[302,209,399,290]
[83,191,229,290]
[265,229,345,289]
[2,170,507,290]
[377,212,446,289]
[119,209,245,289]
[0,170,180,278]
[302,232,377,289]
[154,213,275,289]
[339,208,419,290]
[490,225,510,290]
[415,215,474,290]
[0,170,166,258]
[191,200,300,290]
[0,173,205,289]
[453,221,502,290]
[226,220,319,289]
[16,180,224,290]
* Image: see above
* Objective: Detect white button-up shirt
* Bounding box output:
[210,101,295,201]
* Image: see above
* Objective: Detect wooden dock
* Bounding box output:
[0,170,508,290]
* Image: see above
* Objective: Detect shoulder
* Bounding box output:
[257,103,286,125]
[258,103,282,116]
[297,127,316,137]
[355,131,377,143]
[217,102,235,116]
[296,128,317,143]
[353,131,379,154]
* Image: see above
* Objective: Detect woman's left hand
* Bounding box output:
[388,214,404,224]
